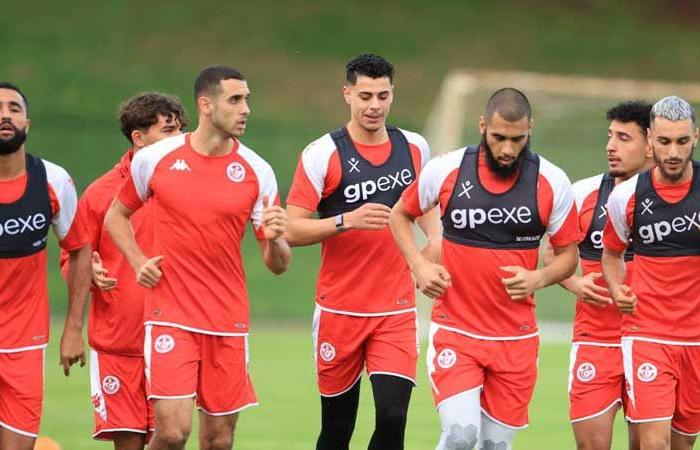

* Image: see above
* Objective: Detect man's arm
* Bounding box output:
[502,242,578,300]
[602,247,636,314]
[390,199,451,298]
[60,244,91,376]
[257,196,291,274]
[415,206,442,263]
[543,242,611,306]
[104,199,163,287]
[284,203,392,247]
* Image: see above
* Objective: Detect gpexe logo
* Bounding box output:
[450,206,533,229]
[343,169,413,204]
[0,213,47,237]
[638,211,700,244]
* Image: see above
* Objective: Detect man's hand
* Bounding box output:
[59,324,85,376]
[345,203,392,231]
[262,195,287,241]
[92,251,117,291]
[414,260,452,298]
[569,272,612,307]
[136,255,164,288]
[611,284,637,314]
[500,266,546,300]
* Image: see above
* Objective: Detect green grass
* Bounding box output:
[41,323,631,449]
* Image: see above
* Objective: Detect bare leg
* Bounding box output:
[148,398,194,450]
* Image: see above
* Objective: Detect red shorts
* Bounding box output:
[427,323,538,429]
[90,350,154,440]
[312,307,418,396]
[568,343,626,422]
[622,338,700,435]
[144,325,258,415]
[0,348,44,437]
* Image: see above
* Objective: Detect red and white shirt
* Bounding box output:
[61,150,150,356]
[604,169,700,343]
[286,128,430,315]
[571,174,631,345]
[402,148,580,339]
[0,158,85,351]
[117,133,279,335]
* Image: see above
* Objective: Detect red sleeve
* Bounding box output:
[401,181,423,218]
[286,157,322,211]
[117,174,144,211]
[602,195,635,252]
[549,205,580,247]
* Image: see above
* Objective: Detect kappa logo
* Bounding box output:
[576,362,596,382]
[640,198,654,216]
[169,159,191,171]
[437,349,457,369]
[598,206,607,219]
[637,362,658,382]
[343,168,413,204]
[457,180,474,199]
[0,213,48,237]
[348,157,360,173]
[319,342,336,362]
[226,162,246,182]
[154,334,175,354]
[102,375,120,395]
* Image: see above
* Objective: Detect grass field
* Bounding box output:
[40,323,631,450]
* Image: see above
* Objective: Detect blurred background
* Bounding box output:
[4,0,700,448]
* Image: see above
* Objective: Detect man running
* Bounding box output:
[391,88,579,450]
[105,66,290,450]
[554,101,652,450]
[62,92,187,449]
[0,82,91,450]
[603,96,700,450]
[285,54,439,450]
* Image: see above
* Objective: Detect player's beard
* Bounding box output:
[0,121,27,156]
[481,133,529,178]
[652,143,694,182]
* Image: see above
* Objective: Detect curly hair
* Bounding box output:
[118,92,188,143]
[345,54,394,85]
[606,100,652,133]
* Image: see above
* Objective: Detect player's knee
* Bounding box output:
[376,402,408,430]
[440,422,478,450]
[641,435,670,450]
[154,425,191,448]
[200,432,234,450]
[576,435,611,450]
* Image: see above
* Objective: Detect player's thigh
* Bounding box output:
[622,339,676,423]
[197,335,257,416]
[0,428,34,450]
[366,311,418,384]
[671,346,700,438]
[571,405,618,450]
[0,349,44,439]
[198,410,238,449]
[313,307,370,396]
[144,325,199,399]
[481,337,539,429]
[90,350,150,440]
[569,344,624,423]
[427,324,486,407]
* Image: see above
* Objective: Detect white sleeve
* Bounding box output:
[43,160,79,241]
[400,129,431,169]
[605,176,637,245]
[131,134,186,202]
[239,145,279,233]
[299,134,335,200]
[539,157,576,236]
[416,148,464,213]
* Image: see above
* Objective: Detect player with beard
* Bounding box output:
[549,101,652,450]
[603,96,700,450]
[391,88,580,450]
[60,92,187,449]
[105,67,291,450]
[285,54,439,450]
[0,82,91,449]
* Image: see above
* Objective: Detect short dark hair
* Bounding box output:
[194,65,245,101]
[345,54,394,85]
[606,100,652,133]
[485,88,532,122]
[0,81,29,114]
[118,92,188,144]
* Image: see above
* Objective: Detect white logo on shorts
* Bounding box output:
[154,334,175,354]
[102,375,120,395]
[576,362,596,382]
[437,349,457,369]
[637,362,658,382]
[226,162,246,183]
[319,342,336,362]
